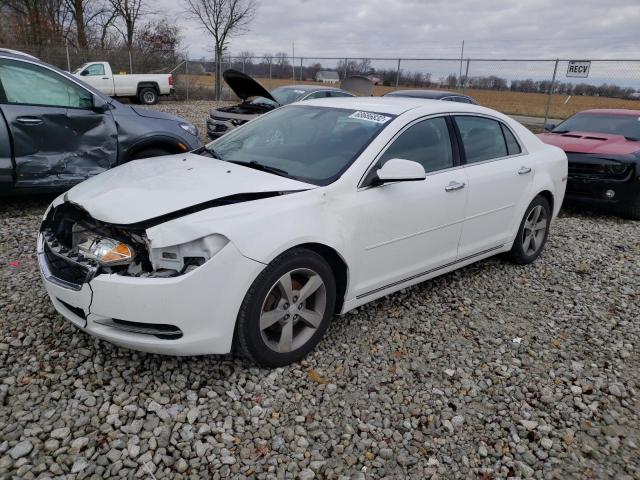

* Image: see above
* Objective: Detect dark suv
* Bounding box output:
[0,49,202,194]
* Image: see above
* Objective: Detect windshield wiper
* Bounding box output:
[551,130,570,134]
[624,136,639,142]
[199,146,221,159]
[226,160,290,178]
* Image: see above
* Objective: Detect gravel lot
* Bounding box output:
[0,101,639,479]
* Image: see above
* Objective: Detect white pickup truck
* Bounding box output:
[72,61,174,105]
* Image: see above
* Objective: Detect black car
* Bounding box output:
[0,49,202,194]
[383,89,478,104]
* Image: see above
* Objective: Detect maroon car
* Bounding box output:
[538,109,640,219]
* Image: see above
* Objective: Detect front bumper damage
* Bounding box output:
[37,209,265,356]
[565,153,639,209]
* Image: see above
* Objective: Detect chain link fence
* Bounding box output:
[2,44,640,125]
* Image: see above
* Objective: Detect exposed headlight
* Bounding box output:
[76,235,135,266]
[179,123,198,136]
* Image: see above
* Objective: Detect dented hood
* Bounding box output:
[65,153,315,225]
[223,69,277,102]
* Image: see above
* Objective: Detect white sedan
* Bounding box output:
[38,97,567,367]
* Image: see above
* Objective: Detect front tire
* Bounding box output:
[508,195,552,265]
[236,248,336,368]
[623,194,640,220]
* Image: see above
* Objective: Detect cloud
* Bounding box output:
[159,0,639,61]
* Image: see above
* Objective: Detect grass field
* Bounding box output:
[176,74,640,120]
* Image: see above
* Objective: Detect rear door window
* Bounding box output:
[455,116,508,163]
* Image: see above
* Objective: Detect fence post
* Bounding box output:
[543,59,559,131]
[128,49,133,74]
[300,57,303,81]
[343,58,348,79]
[185,54,189,102]
[242,58,245,73]
[65,40,71,72]
[395,58,401,87]
[462,59,470,94]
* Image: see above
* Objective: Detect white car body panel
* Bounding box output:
[73,62,172,97]
[39,97,568,356]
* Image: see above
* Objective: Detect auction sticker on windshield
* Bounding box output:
[349,111,392,124]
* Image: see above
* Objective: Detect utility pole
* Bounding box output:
[458,40,465,90]
[292,42,295,81]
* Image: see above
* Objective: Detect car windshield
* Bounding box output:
[202,105,394,185]
[270,87,308,105]
[553,113,640,139]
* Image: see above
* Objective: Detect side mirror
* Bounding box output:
[80,70,90,76]
[92,95,110,114]
[544,123,556,132]
[376,158,426,184]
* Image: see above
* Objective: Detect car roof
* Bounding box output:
[277,85,346,92]
[385,89,469,99]
[300,96,493,116]
[577,108,640,116]
[0,48,39,61]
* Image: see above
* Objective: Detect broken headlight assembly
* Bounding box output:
[72,225,135,267]
[146,234,229,277]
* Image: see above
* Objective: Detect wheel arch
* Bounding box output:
[284,242,349,315]
[123,135,190,162]
[535,189,554,213]
[137,82,160,94]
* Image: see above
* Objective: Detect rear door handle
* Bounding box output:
[16,117,43,126]
[518,166,532,175]
[102,77,109,80]
[445,181,466,192]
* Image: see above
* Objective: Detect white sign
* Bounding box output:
[567,61,591,78]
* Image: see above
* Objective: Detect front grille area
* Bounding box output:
[566,154,633,179]
[212,123,228,133]
[43,242,94,286]
[57,298,87,319]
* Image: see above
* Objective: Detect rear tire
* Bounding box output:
[508,195,552,265]
[235,248,336,368]
[129,148,171,160]
[138,87,158,105]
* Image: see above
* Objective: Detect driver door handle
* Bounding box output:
[445,181,466,192]
[16,116,43,126]
[518,166,532,175]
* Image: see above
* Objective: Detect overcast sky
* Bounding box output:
[157,0,640,60]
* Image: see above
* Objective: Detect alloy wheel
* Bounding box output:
[259,268,327,353]
[522,205,548,256]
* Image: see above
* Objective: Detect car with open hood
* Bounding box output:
[205,69,359,139]
[538,109,640,219]
[0,50,202,194]
[39,97,567,367]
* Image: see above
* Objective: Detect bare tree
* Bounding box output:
[64,0,109,48]
[182,0,256,99]
[109,0,146,50]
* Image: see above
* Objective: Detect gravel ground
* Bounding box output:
[0,102,639,479]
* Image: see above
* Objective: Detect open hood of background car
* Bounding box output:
[65,153,315,225]
[223,69,277,103]
[537,131,640,156]
[341,75,374,96]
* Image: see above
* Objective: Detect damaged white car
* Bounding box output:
[39,97,567,367]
